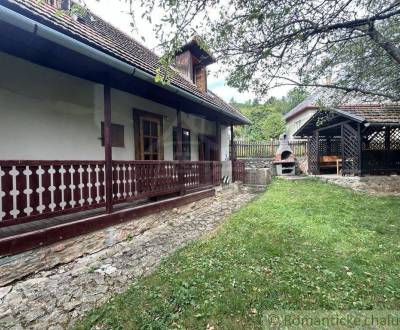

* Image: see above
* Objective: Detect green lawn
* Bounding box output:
[76,179,400,329]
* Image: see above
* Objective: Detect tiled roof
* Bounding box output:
[336,104,400,124]
[285,88,400,124]
[4,0,248,123]
[284,92,321,121]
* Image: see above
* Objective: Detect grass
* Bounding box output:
[76,178,400,329]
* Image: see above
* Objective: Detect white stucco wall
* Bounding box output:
[0,51,230,161]
[286,109,316,138]
[220,125,230,161]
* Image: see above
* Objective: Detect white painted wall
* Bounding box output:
[286,109,316,138]
[0,52,231,162]
[220,125,230,161]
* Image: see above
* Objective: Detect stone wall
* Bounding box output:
[0,185,257,329]
[316,175,400,195]
[239,156,308,175]
[240,158,274,169]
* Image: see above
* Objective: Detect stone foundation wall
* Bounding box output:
[0,186,234,287]
[0,184,257,329]
[239,156,308,175]
[240,158,274,169]
[317,175,400,195]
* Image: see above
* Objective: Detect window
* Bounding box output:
[101,122,125,148]
[173,127,191,160]
[133,109,164,160]
[140,117,161,160]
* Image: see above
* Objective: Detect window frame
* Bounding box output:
[132,109,164,160]
[101,122,125,148]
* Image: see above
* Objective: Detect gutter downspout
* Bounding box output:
[0,5,250,124]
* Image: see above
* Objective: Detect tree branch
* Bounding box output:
[366,23,400,65]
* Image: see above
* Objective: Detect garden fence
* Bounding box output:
[231,140,308,159]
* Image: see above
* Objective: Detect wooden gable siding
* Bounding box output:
[175,50,193,82]
[195,66,207,93]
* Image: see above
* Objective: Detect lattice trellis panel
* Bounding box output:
[308,133,319,174]
[318,138,328,156]
[330,137,342,155]
[0,162,106,223]
[390,128,400,150]
[318,137,342,156]
[362,128,385,150]
[342,124,360,175]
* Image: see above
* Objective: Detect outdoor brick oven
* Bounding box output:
[273,133,296,175]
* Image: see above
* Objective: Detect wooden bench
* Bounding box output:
[319,156,342,175]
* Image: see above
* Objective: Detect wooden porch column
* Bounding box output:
[230,124,236,160]
[176,109,185,195]
[216,121,221,161]
[176,109,183,161]
[104,85,113,213]
[340,124,344,176]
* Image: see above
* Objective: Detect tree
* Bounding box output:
[233,88,306,140]
[134,0,400,102]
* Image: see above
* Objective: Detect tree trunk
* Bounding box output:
[368,24,400,65]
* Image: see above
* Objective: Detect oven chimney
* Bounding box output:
[272,133,296,175]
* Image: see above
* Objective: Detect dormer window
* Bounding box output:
[175,37,215,93]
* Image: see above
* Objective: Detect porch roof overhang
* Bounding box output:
[293,109,364,137]
[0,3,250,126]
[294,104,400,137]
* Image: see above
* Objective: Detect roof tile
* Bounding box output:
[5,0,248,123]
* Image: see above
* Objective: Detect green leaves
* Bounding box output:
[234,88,308,140]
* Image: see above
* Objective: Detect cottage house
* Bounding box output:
[284,93,320,138]
[0,0,249,254]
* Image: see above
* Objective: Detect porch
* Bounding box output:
[0,159,228,255]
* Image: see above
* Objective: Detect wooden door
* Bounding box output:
[198,134,217,161]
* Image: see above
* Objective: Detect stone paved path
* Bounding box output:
[0,187,257,329]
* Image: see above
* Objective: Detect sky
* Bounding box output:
[82,0,290,103]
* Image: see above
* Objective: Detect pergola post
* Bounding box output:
[340,124,344,176]
[385,126,391,150]
[358,123,362,175]
[315,131,320,174]
[104,85,113,213]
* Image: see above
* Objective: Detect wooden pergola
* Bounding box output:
[294,105,400,175]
